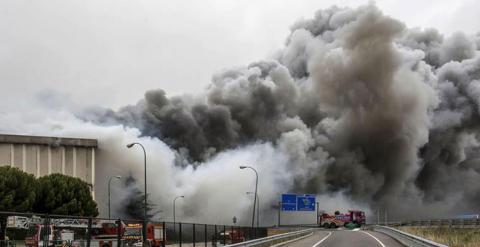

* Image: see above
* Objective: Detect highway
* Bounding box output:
[281,229,404,247]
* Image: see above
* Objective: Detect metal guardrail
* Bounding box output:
[225,228,313,247]
[375,218,480,228]
[400,219,480,228]
[373,225,448,247]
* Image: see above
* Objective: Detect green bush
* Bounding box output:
[0,166,37,212]
[34,174,98,217]
[0,166,37,240]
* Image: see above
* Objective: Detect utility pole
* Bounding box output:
[239,166,258,229]
[126,142,147,245]
[246,192,260,227]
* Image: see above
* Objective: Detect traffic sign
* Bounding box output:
[281,194,316,211]
[281,204,297,211]
[297,195,315,211]
[281,194,297,211]
[281,194,297,204]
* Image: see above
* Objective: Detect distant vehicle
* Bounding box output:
[319,210,366,228]
[217,229,245,244]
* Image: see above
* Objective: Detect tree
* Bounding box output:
[0,166,37,240]
[34,174,98,217]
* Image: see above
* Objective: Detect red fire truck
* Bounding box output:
[319,210,366,228]
[7,216,166,247]
[218,229,245,244]
[122,223,164,247]
[21,218,122,247]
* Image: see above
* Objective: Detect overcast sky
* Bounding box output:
[1,0,479,109]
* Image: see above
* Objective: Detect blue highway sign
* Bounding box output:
[297,195,316,211]
[281,194,297,211]
[281,194,297,204]
[281,194,316,211]
[281,204,297,211]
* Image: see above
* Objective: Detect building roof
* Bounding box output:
[0,134,97,148]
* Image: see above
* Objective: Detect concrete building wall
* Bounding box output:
[25,145,37,175]
[65,147,74,176]
[13,145,22,169]
[0,134,98,199]
[0,144,11,165]
[51,147,62,174]
[39,146,49,177]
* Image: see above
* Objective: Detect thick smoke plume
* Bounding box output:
[3,4,480,223]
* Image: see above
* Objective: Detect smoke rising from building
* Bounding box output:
[2,4,480,223]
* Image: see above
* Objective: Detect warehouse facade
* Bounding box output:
[0,134,98,199]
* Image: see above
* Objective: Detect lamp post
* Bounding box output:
[108,175,121,219]
[239,166,258,229]
[173,196,184,232]
[246,192,259,227]
[126,142,147,245]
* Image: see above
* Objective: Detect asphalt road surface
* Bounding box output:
[281,229,404,247]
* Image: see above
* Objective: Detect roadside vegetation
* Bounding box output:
[398,226,480,247]
[0,166,98,240]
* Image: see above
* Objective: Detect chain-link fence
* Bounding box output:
[0,212,268,247]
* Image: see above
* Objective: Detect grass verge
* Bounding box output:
[397,226,480,247]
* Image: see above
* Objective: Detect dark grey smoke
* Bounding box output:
[85,4,480,220]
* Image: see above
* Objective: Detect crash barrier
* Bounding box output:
[377,218,480,228]
[373,225,448,247]
[0,211,268,247]
[225,228,313,247]
[403,219,480,228]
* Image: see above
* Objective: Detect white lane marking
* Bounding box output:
[271,232,314,247]
[361,231,386,247]
[312,231,332,247]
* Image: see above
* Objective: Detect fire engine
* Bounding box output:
[319,210,366,228]
[217,229,245,244]
[8,216,123,247]
[122,223,164,247]
[7,216,166,247]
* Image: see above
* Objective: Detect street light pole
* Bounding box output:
[246,192,260,227]
[239,166,258,229]
[173,196,184,232]
[126,142,147,245]
[108,175,121,219]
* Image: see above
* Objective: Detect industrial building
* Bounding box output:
[0,134,98,199]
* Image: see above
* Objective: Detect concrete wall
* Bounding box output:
[0,134,97,199]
